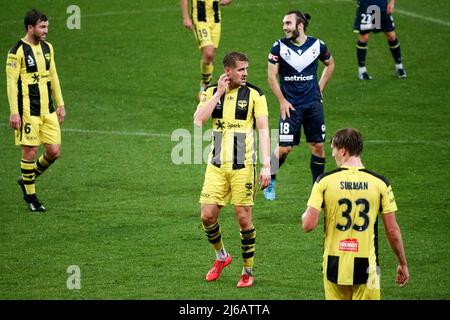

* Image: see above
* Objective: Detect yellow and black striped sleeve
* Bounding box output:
[307,178,325,211]
[6,45,23,115]
[48,43,64,107]
[253,90,268,118]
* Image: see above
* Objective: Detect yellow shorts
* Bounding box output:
[199,164,256,206]
[15,112,61,146]
[193,21,221,49]
[323,278,381,300]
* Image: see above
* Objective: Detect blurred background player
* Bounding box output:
[6,9,66,212]
[302,128,409,299]
[265,10,335,201]
[194,52,271,287]
[353,0,406,80]
[181,0,232,99]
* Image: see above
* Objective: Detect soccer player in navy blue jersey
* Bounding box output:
[353,0,406,79]
[264,10,335,201]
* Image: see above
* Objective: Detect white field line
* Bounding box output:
[1,123,447,145]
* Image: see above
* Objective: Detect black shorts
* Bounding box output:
[278,101,325,147]
[353,5,395,34]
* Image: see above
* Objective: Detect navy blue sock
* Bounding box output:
[356,40,368,67]
[310,155,325,184]
[388,39,402,64]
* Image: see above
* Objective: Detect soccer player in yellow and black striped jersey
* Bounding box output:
[180,0,232,98]
[302,128,409,299]
[6,9,66,212]
[194,52,271,288]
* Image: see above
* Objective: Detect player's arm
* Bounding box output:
[382,212,409,287]
[180,0,193,30]
[302,181,324,232]
[193,73,228,127]
[49,44,65,123]
[387,0,395,14]
[319,56,335,95]
[6,49,22,129]
[220,0,232,6]
[302,206,320,232]
[256,115,271,190]
[267,62,294,120]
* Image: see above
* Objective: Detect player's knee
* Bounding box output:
[201,207,219,226]
[235,207,252,229]
[46,148,61,161]
[310,142,325,157]
[278,146,293,157]
[359,33,369,43]
[22,147,38,160]
[202,48,216,63]
[386,32,397,42]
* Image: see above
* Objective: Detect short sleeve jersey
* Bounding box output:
[307,166,398,285]
[197,83,268,168]
[268,36,331,105]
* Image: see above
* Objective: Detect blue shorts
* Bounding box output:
[353,5,395,34]
[278,101,325,147]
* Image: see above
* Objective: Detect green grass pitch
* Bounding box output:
[0,0,449,300]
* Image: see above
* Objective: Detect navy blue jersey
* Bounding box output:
[269,36,331,105]
[354,0,395,33]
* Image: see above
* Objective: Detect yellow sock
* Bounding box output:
[34,154,54,177]
[200,60,213,87]
[241,228,256,271]
[21,159,36,195]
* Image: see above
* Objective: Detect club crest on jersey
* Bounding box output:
[27,55,35,67]
[45,53,51,61]
[237,100,248,110]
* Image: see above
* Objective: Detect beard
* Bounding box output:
[32,32,45,42]
[289,29,300,41]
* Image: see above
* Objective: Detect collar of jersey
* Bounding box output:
[340,165,365,170]
[21,38,41,47]
[226,85,242,93]
[288,35,309,48]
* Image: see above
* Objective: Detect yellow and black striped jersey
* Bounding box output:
[198,83,268,168]
[307,166,398,285]
[6,39,64,117]
[190,0,221,24]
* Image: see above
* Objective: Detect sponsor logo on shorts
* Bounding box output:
[279,134,294,142]
[201,192,210,198]
[245,183,253,196]
[339,238,359,252]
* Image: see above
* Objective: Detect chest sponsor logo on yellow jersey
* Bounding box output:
[339,238,359,252]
